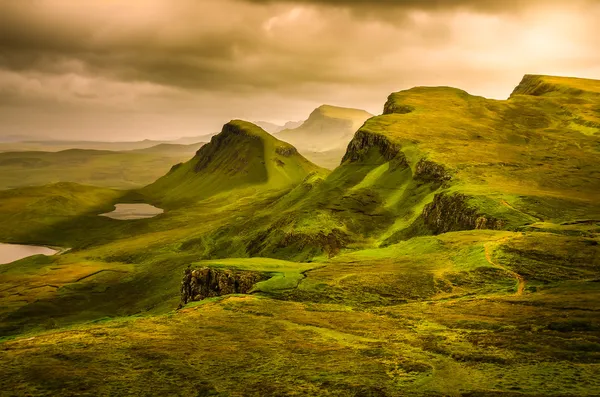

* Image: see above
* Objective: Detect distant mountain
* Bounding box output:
[0,136,213,152]
[254,120,304,134]
[281,120,304,130]
[168,134,216,145]
[0,139,166,152]
[275,104,373,168]
[0,134,41,143]
[254,121,284,134]
[0,143,204,190]
[144,120,323,205]
[128,142,206,155]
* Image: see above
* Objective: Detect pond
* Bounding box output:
[99,203,164,220]
[0,244,58,265]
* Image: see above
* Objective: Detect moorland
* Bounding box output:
[0,74,599,397]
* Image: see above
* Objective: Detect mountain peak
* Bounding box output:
[220,120,272,140]
[310,104,373,120]
[144,120,323,205]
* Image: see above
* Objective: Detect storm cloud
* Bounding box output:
[0,0,598,140]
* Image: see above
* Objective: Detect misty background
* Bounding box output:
[1,0,599,141]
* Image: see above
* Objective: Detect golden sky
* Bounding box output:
[1,0,599,140]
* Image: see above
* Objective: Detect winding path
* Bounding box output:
[484,237,526,296]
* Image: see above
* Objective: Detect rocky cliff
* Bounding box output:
[179,267,268,307]
[414,159,452,184]
[342,130,404,163]
[422,192,505,234]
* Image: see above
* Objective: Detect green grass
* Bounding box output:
[143,120,326,207]
[0,76,599,396]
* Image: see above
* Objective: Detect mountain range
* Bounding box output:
[0,75,599,396]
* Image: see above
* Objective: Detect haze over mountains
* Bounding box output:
[0,135,214,153]
[254,120,304,134]
[271,105,374,168]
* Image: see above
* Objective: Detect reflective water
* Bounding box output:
[0,244,58,265]
[99,203,164,220]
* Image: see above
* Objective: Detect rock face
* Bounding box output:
[246,227,349,260]
[422,193,505,234]
[383,100,415,115]
[414,159,452,184]
[342,131,403,163]
[179,267,267,307]
[275,145,298,157]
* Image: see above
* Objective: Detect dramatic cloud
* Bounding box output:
[0,0,598,140]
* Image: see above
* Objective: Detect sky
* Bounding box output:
[1,0,599,141]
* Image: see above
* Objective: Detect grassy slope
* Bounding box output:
[278,75,600,250]
[0,144,203,190]
[277,105,374,168]
[1,230,599,396]
[143,120,325,207]
[0,76,599,396]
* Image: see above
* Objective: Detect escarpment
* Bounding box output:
[179,267,268,307]
[275,145,298,157]
[246,227,349,261]
[342,130,403,163]
[383,98,415,115]
[414,159,452,184]
[422,192,505,234]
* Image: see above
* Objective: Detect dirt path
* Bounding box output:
[500,199,543,222]
[484,237,526,296]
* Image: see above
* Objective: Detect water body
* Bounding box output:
[99,203,164,220]
[0,244,58,265]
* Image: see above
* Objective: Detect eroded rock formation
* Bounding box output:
[342,131,404,163]
[383,101,415,115]
[275,145,298,157]
[414,159,452,184]
[422,192,505,234]
[179,267,267,308]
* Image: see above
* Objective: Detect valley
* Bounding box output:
[0,75,599,396]
[0,143,206,190]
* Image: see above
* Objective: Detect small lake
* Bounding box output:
[99,203,164,220]
[0,244,58,265]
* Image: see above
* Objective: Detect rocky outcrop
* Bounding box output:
[246,227,349,260]
[342,130,404,164]
[422,192,505,234]
[179,267,267,307]
[278,229,348,258]
[383,100,415,115]
[414,159,452,184]
[275,145,297,157]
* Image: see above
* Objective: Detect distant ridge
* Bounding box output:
[254,120,304,134]
[274,104,373,168]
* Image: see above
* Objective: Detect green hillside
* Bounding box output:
[0,75,599,396]
[277,105,374,169]
[144,120,325,206]
[0,144,203,190]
